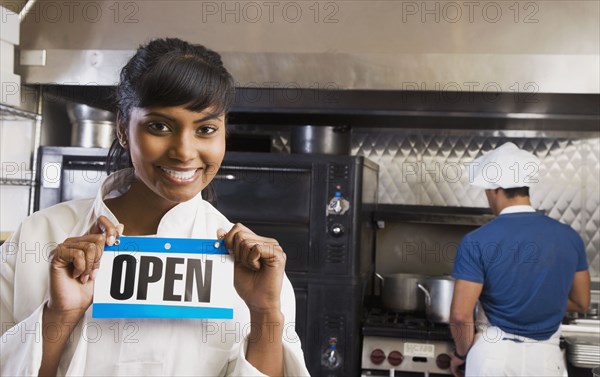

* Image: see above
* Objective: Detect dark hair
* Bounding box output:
[106,38,235,174]
[503,187,530,198]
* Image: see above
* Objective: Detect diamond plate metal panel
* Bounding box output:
[354,132,421,204]
[583,138,600,277]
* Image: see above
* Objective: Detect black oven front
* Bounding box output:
[213,152,378,277]
[213,152,378,376]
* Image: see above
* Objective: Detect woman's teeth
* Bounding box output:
[160,167,197,180]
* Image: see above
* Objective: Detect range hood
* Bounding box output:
[15,1,599,94]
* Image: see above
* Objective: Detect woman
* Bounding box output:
[0,38,309,376]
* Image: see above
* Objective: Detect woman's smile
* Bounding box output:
[157,166,202,184]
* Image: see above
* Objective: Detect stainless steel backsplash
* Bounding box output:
[229,125,600,277]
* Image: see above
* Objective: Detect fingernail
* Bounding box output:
[81,274,89,284]
[107,235,116,245]
[91,269,98,281]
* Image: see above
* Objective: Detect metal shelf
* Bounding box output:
[0,103,41,121]
[0,174,34,186]
[374,204,494,226]
[0,98,43,215]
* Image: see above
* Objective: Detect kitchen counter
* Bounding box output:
[561,318,600,372]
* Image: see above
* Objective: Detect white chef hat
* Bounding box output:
[469,142,541,189]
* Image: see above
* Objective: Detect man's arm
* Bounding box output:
[567,270,590,313]
[449,279,483,376]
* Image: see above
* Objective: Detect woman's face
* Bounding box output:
[124,105,226,205]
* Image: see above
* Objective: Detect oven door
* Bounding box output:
[210,164,313,273]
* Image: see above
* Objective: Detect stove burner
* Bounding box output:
[362,308,453,341]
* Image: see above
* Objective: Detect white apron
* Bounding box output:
[465,305,567,377]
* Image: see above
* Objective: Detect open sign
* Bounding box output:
[92,236,234,319]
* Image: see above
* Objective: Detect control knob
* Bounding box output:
[330,223,345,237]
[436,353,451,369]
[369,349,386,365]
[388,351,404,366]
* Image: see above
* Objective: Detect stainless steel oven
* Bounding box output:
[36,146,109,211]
[36,147,379,376]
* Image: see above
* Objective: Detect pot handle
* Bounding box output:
[417,283,431,306]
[333,125,350,133]
[374,273,383,295]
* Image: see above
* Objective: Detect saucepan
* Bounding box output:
[67,103,116,148]
[290,125,351,155]
[375,273,426,312]
[418,275,455,324]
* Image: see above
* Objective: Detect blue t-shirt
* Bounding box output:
[452,212,588,340]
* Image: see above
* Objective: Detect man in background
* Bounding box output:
[449,142,590,377]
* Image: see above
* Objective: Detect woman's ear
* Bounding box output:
[115,112,128,149]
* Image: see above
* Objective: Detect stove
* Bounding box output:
[361,309,454,376]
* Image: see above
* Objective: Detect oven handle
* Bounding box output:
[213,166,310,181]
[218,166,309,172]
[64,160,107,169]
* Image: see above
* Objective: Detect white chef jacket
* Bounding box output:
[0,168,309,376]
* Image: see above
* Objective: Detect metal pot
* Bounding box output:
[376,273,426,312]
[417,276,455,324]
[67,103,116,148]
[290,125,351,155]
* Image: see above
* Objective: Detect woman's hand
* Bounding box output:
[47,216,122,318]
[218,224,286,375]
[40,217,122,377]
[218,224,286,313]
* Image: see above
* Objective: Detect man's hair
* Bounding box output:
[503,187,530,198]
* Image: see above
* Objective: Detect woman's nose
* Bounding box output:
[168,134,197,162]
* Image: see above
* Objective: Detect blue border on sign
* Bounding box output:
[104,236,228,254]
[92,303,234,319]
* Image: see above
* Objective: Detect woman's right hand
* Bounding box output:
[47,216,122,318]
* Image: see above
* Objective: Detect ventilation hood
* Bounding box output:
[14,1,599,94]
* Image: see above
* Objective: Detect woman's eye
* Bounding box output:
[147,122,170,133]
[197,125,217,135]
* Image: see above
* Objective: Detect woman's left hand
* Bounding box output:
[218,224,286,313]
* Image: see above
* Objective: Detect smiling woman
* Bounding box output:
[0,38,310,377]
[105,105,227,232]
